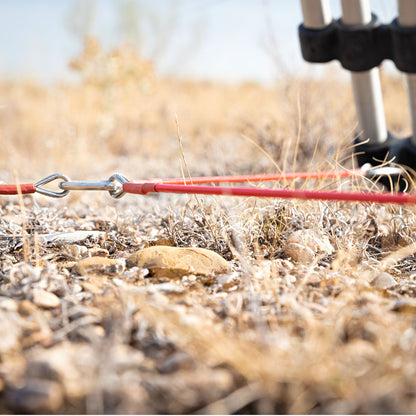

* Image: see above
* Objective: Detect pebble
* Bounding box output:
[111,344,145,372]
[218,273,239,289]
[0,310,21,353]
[158,351,196,373]
[0,297,18,312]
[284,229,334,264]
[144,368,233,413]
[7,379,63,413]
[392,299,416,314]
[26,343,95,399]
[121,266,149,281]
[148,237,175,247]
[370,272,397,289]
[88,247,110,257]
[126,246,231,278]
[40,230,105,245]
[32,289,60,309]
[146,282,186,295]
[18,300,37,316]
[65,244,88,260]
[74,256,125,275]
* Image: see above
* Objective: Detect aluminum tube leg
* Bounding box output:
[398,0,416,145]
[341,0,388,144]
[300,0,331,29]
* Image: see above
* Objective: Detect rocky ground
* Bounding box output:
[1,47,416,413]
[1,192,416,414]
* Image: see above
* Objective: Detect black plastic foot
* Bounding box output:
[355,133,416,191]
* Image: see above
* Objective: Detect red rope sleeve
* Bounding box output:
[123,182,416,205]
[0,184,36,195]
[149,169,364,185]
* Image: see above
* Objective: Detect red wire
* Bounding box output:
[123,182,416,205]
[0,184,36,195]
[0,169,412,205]
[149,169,364,185]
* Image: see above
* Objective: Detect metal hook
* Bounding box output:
[35,173,71,198]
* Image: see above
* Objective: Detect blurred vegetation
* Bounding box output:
[65,0,206,84]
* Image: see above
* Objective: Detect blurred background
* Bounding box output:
[0,0,399,85]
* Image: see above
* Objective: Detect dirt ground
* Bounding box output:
[1,43,416,414]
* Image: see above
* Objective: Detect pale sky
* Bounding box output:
[0,0,398,85]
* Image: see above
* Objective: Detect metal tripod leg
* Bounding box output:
[398,0,416,146]
[340,0,388,144]
[300,0,331,29]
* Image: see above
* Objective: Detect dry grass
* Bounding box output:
[0,41,416,414]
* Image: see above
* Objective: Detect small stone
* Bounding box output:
[126,246,230,278]
[32,289,60,309]
[0,297,18,312]
[285,243,315,264]
[147,282,186,295]
[158,351,196,373]
[7,379,63,413]
[92,325,105,337]
[71,283,83,294]
[65,244,88,260]
[18,300,37,316]
[371,272,397,289]
[0,310,21,354]
[143,368,233,413]
[40,231,105,245]
[26,343,96,399]
[392,299,416,314]
[149,237,175,247]
[218,273,239,289]
[121,266,149,281]
[88,247,109,257]
[74,256,125,275]
[112,344,145,372]
[284,230,333,264]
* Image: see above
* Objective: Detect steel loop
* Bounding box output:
[35,173,71,198]
[108,173,129,199]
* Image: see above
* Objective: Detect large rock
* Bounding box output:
[126,246,230,278]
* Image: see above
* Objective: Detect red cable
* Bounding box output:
[0,184,36,195]
[149,169,364,185]
[123,182,416,205]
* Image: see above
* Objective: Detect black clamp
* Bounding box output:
[299,15,416,73]
[354,134,416,190]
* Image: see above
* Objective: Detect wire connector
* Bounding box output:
[34,173,129,199]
